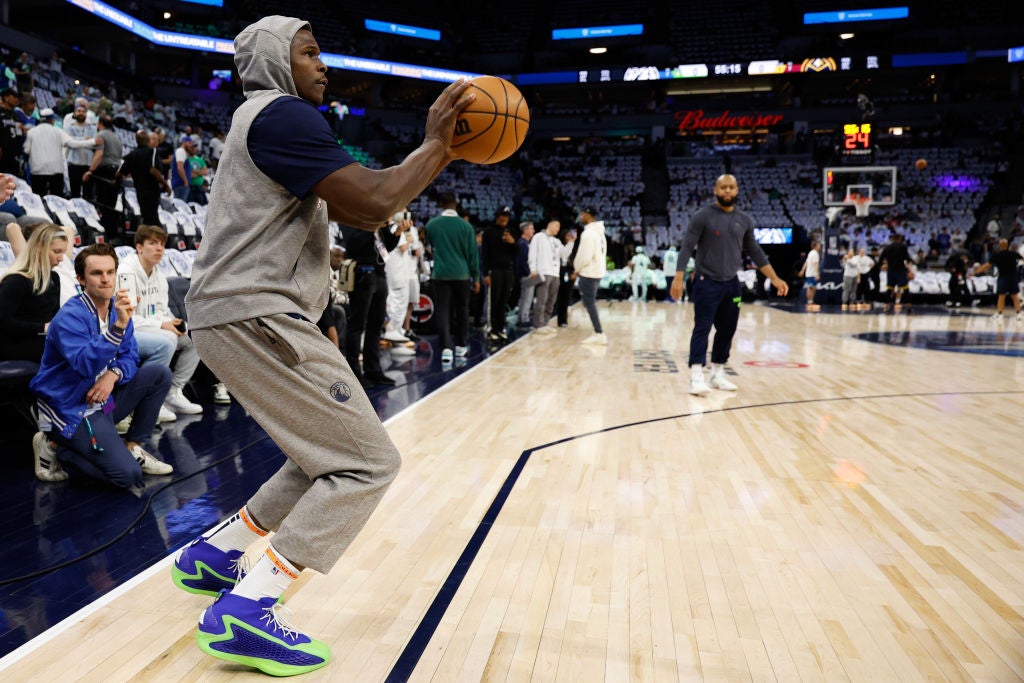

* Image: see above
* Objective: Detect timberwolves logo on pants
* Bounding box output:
[330,381,352,403]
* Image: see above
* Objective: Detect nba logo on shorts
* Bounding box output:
[330,381,352,403]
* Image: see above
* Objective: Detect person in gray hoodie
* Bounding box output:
[174,16,474,676]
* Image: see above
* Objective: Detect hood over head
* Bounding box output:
[234,15,311,98]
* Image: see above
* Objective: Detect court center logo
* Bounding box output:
[330,381,352,403]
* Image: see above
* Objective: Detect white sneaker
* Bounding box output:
[383,329,409,343]
[157,405,178,423]
[441,348,453,363]
[455,345,469,357]
[33,432,68,482]
[164,387,203,414]
[390,343,416,356]
[115,414,132,434]
[131,445,173,475]
[689,374,710,396]
[1017,312,1023,323]
[581,332,607,345]
[212,383,231,404]
[709,372,738,391]
[991,313,1003,320]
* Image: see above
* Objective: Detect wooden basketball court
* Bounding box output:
[3,301,1022,681]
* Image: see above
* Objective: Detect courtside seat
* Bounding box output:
[165,248,192,278]
[0,360,40,432]
[0,240,14,275]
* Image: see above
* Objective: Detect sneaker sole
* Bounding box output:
[197,618,330,676]
[172,563,239,597]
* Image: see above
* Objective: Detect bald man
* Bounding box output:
[670,174,789,395]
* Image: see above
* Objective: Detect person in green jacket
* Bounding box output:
[423,191,479,363]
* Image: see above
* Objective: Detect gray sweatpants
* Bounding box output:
[191,313,401,573]
[532,275,559,329]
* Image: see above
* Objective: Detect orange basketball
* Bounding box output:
[915,158,927,170]
[451,75,530,165]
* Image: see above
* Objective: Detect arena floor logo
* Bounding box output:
[854,330,1024,357]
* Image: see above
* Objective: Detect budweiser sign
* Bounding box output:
[675,109,784,132]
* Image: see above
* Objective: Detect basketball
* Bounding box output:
[915,158,927,170]
[451,75,530,165]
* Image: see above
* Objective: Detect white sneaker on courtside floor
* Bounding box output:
[382,329,409,343]
[164,387,203,414]
[158,405,178,423]
[441,348,454,363]
[115,414,132,434]
[455,345,469,357]
[708,372,738,391]
[131,445,173,475]
[33,432,68,482]
[213,383,231,404]
[581,332,607,345]
[689,373,710,396]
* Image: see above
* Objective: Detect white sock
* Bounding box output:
[710,363,725,377]
[231,545,300,601]
[205,506,268,553]
[690,365,704,379]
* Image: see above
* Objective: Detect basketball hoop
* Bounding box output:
[849,196,871,218]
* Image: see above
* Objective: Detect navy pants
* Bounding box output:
[50,364,172,488]
[577,276,603,333]
[688,276,742,367]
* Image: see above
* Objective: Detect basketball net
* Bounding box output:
[848,196,871,218]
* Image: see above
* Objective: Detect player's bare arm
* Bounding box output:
[317,79,474,230]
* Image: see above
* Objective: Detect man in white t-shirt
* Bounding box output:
[800,241,822,310]
[208,130,225,170]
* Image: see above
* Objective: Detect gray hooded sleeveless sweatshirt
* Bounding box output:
[186,16,330,328]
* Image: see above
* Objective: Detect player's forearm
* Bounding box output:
[323,139,450,231]
[759,264,782,281]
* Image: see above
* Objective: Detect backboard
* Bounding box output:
[823,166,897,207]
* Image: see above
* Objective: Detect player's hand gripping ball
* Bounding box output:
[451,76,530,165]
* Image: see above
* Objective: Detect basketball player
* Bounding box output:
[670,174,789,396]
[173,16,474,676]
[975,239,1023,321]
[878,232,912,311]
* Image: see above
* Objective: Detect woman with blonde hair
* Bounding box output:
[0,221,68,361]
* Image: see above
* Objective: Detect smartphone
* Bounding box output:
[392,210,411,223]
[117,272,138,303]
[174,319,188,333]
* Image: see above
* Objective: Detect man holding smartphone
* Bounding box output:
[30,242,174,489]
[117,224,205,415]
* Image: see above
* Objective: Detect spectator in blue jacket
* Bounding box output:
[29,242,175,486]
